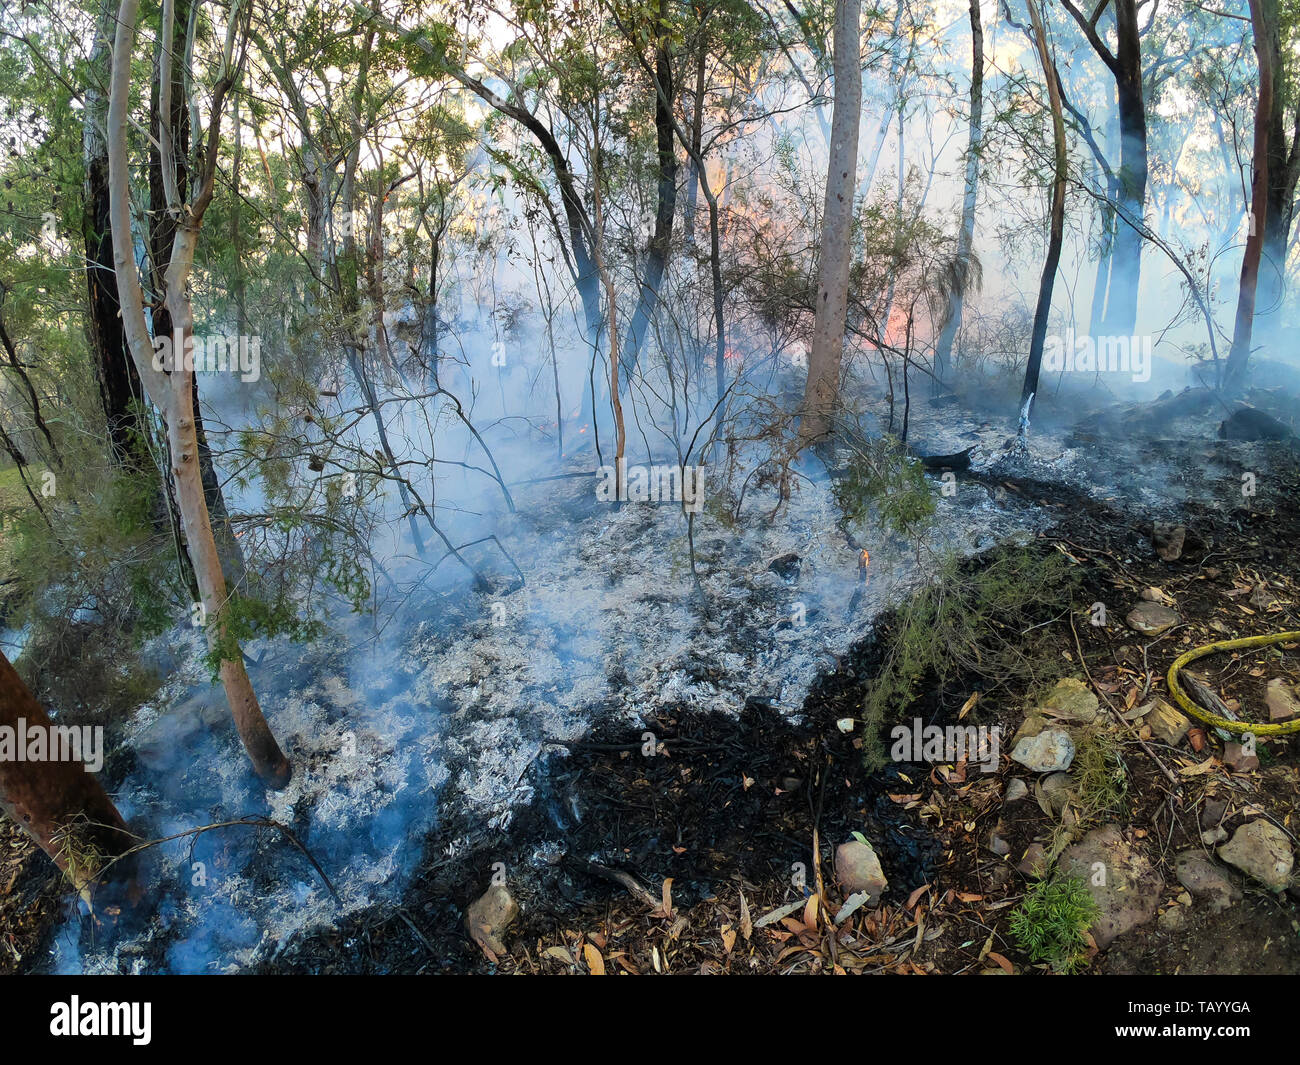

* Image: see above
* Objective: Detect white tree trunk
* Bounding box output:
[106,0,290,788]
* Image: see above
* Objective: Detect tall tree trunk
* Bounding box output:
[148,0,245,586]
[1105,32,1148,337]
[932,0,983,386]
[798,0,862,446]
[621,0,678,383]
[108,0,291,788]
[1257,8,1294,327]
[1019,0,1067,434]
[1062,0,1147,337]
[1225,0,1277,393]
[0,651,133,893]
[83,0,146,464]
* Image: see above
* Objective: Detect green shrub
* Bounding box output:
[1010,875,1099,973]
[859,545,1078,770]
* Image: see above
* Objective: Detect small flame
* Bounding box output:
[859,550,870,567]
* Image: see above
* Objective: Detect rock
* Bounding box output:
[835,838,887,900]
[1223,742,1259,773]
[1059,825,1164,949]
[1139,700,1190,746]
[1174,850,1242,912]
[1017,842,1050,878]
[1011,729,1076,773]
[1266,678,1300,722]
[1217,821,1294,891]
[1203,798,1228,825]
[1004,778,1029,802]
[465,884,519,959]
[766,553,801,581]
[1201,826,1228,846]
[1157,906,1186,933]
[1152,523,1187,562]
[987,824,1011,857]
[1218,406,1296,442]
[1126,601,1180,635]
[1040,677,1099,723]
[1012,713,1049,746]
[1038,772,1074,817]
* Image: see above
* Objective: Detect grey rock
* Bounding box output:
[1011,729,1076,773]
[1058,824,1164,949]
[1174,850,1242,913]
[1040,677,1099,723]
[1218,820,1294,892]
[1004,778,1029,802]
[1126,601,1180,635]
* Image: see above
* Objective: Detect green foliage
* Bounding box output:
[1072,724,1129,824]
[1010,875,1099,973]
[833,434,935,544]
[860,546,1078,770]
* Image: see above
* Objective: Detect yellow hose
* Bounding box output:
[1166,631,1300,737]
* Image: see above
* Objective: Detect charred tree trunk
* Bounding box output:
[621,0,678,384]
[83,0,146,464]
[1258,8,1295,326]
[799,0,862,446]
[1062,0,1147,337]
[0,650,133,891]
[1225,0,1277,393]
[1019,0,1067,432]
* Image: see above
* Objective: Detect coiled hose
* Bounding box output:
[1166,631,1300,737]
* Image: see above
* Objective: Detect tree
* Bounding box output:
[82,0,147,466]
[0,650,133,893]
[107,0,291,787]
[1225,0,1277,392]
[1061,0,1148,337]
[1017,0,1067,440]
[932,0,983,386]
[798,0,862,446]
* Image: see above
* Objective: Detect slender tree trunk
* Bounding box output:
[83,0,146,464]
[0,651,133,893]
[107,0,290,788]
[1063,0,1146,337]
[1019,0,1067,433]
[684,34,707,249]
[932,0,983,386]
[1255,5,1294,333]
[799,0,862,446]
[621,0,678,383]
[1225,0,1277,393]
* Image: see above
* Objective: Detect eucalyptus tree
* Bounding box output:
[1059,0,1149,338]
[107,0,291,787]
[798,0,860,446]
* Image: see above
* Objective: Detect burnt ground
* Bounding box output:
[6,412,1300,975]
[258,433,1300,975]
